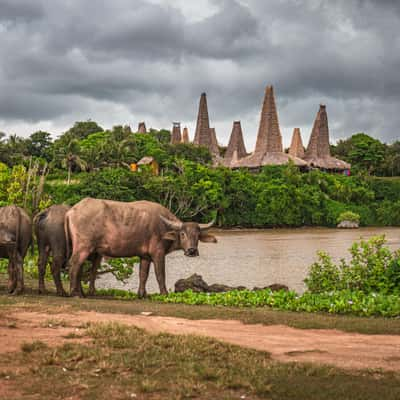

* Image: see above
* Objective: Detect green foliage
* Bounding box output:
[337,211,360,224]
[96,287,400,317]
[305,236,400,295]
[102,257,138,282]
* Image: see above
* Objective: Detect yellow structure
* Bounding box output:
[137,156,159,175]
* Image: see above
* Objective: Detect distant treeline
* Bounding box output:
[0,121,400,227]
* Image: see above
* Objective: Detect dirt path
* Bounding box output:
[2,310,400,371]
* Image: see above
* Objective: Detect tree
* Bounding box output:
[65,120,104,140]
[26,131,53,160]
[333,133,386,175]
[58,139,87,184]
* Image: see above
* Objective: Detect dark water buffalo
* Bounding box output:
[0,205,32,294]
[34,204,101,297]
[65,198,217,297]
[34,205,71,296]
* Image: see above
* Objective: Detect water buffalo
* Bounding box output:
[0,205,32,294]
[34,204,101,297]
[65,198,217,297]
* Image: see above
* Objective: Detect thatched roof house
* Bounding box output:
[223,121,247,167]
[303,105,350,170]
[233,86,306,169]
[193,93,219,156]
[210,128,219,155]
[289,128,305,159]
[137,122,147,134]
[182,127,190,143]
[137,156,159,175]
[170,122,182,144]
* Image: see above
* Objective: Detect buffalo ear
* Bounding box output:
[199,232,217,243]
[163,231,178,241]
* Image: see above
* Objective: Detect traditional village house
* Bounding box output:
[288,128,305,159]
[170,122,182,144]
[223,121,247,167]
[193,93,219,156]
[233,86,306,169]
[303,105,350,171]
[210,128,220,156]
[137,122,147,134]
[182,127,190,143]
[136,156,159,175]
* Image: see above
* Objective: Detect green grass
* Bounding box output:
[1,322,399,400]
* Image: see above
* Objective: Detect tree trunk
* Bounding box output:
[67,164,71,185]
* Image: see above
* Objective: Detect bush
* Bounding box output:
[304,236,400,295]
[337,211,360,224]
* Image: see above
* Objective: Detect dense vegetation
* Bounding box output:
[1,121,400,227]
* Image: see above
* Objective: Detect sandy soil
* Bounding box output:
[1,310,400,372]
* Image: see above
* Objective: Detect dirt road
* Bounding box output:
[1,310,400,372]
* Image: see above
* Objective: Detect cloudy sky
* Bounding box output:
[0,0,398,150]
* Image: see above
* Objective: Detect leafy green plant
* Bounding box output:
[305,236,400,295]
[337,211,360,224]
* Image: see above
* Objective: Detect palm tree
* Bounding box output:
[59,139,87,184]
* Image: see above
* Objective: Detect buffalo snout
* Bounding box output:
[184,248,199,257]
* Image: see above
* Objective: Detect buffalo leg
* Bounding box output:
[88,254,102,296]
[138,258,151,298]
[7,260,17,294]
[38,246,50,294]
[51,255,67,297]
[14,252,24,295]
[153,253,168,295]
[68,250,90,297]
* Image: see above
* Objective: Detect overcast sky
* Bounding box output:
[0,0,398,150]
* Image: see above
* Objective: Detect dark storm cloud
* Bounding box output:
[0,0,44,21]
[0,0,399,147]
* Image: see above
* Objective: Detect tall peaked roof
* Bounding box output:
[305,105,330,159]
[254,85,283,157]
[182,127,190,143]
[304,105,350,170]
[289,128,305,159]
[137,122,147,134]
[225,121,247,161]
[193,92,211,148]
[170,122,182,144]
[209,128,219,155]
[232,85,306,169]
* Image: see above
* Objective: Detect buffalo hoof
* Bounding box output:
[159,289,168,296]
[137,291,147,299]
[38,287,47,295]
[11,288,24,296]
[70,289,82,298]
[57,290,68,297]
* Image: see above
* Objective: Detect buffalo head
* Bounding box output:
[160,216,217,257]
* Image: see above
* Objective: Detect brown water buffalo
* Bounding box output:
[34,204,101,297]
[65,198,217,297]
[0,205,32,294]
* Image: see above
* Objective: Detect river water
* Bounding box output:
[97,227,400,294]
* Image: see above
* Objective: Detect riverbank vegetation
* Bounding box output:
[1,122,400,227]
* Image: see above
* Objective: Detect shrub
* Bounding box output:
[304,236,400,295]
[337,211,360,224]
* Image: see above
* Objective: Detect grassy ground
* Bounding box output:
[2,277,400,399]
[1,322,400,400]
[1,275,400,335]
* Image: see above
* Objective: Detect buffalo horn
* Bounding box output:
[199,220,215,230]
[160,215,183,230]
